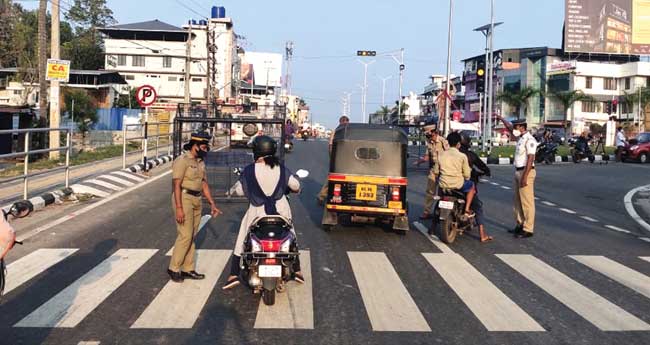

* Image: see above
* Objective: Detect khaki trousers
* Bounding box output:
[318,182,328,201]
[423,174,438,214]
[169,193,202,272]
[513,169,536,233]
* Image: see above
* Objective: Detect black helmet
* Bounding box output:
[460,132,471,148]
[183,131,211,151]
[252,135,277,160]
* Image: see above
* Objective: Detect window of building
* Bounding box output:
[163,56,172,68]
[548,74,570,92]
[117,54,126,66]
[147,75,160,78]
[192,77,203,82]
[168,76,177,82]
[604,77,616,90]
[647,76,650,87]
[581,101,597,113]
[13,90,21,95]
[625,77,631,89]
[132,55,145,67]
[124,74,135,80]
[621,101,631,114]
[585,76,592,89]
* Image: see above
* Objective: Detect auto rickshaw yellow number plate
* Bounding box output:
[356,184,377,201]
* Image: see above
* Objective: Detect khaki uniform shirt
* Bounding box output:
[427,136,449,178]
[434,147,471,190]
[172,153,206,192]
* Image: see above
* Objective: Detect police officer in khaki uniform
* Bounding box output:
[169,132,222,282]
[418,123,449,219]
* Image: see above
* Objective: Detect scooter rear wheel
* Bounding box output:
[438,216,457,244]
[262,288,276,306]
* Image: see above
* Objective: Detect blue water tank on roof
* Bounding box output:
[211,6,218,18]
[216,6,226,18]
[199,20,207,26]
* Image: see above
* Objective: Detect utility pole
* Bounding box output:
[487,0,496,154]
[343,91,352,118]
[184,22,192,112]
[206,22,212,112]
[357,59,375,123]
[474,21,502,152]
[285,41,294,96]
[49,0,61,159]
[38,0,47,120]
[398,48,404,122]
[443,0,454,136]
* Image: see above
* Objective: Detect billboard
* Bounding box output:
[565,0,650,55]
[240,52,282,87]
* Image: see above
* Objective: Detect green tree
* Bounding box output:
[115,87,141,109]
[63,0,115,70]
[622,87,650,123]
[66,0,115,29]
[371,105,391,124]
[496,86,540,119]
[546,90,595,133]
[64,89,97,136]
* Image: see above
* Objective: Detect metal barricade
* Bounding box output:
[121,121,192,171]
[0,127,72,200]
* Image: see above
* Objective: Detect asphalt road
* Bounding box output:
[1,140,649,345]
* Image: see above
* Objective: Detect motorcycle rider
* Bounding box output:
[223,135,304,290]
[284,119,295,145]
[434,132,476,218]
[459,133,493,242]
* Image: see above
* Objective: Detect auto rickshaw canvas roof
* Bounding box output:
[332,123,408,144]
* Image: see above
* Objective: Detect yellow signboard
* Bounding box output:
[46,59,70,82]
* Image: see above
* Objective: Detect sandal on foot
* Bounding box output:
[222,277,240,290]
[480,236,494,243]
[294,273,305,284]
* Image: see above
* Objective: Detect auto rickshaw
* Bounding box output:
[321,123,409,233]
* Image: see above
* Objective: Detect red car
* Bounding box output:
[624,132,650,163]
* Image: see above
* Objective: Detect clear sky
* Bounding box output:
[25,0,566,128]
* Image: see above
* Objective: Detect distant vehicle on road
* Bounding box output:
[230,114,261,147]
[623,132,650,163]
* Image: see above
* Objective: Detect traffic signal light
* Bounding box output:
[357,50,376,57]
[605,101,612,115]
[612,99,618,113]
[476,61,486,93]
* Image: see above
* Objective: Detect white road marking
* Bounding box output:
[490,182,499,186]
[111,171,145,182]
[413,221,455,254]
[165,215,213,256]
[16,170,173,242]
[640,256,650,263]
[570,256,650,300]
[423,253,544,332]
[559,208,577,214]
[534,197,540,200]
[347,252,431,332]
[15,249,157,328]
[131,249,231,329]
[98,174,135,187]
[70,184,110,198]
[480,179,489,183]
[623,184,650,234]
[78,342,100,345]
[541,201,556,207]
[501,186,511,190]
[580,216,599,223]
[640,238,650,243]
[497,254,650,331]
[4,249,78,294]
[254,251,314,329]
[84,179,123,192]
[605,225,632,234]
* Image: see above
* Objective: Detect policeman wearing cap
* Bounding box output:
[496,116,538,238]
[418,123,449,219]
[169,132,222,282]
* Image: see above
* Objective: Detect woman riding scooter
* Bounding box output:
[223,135,304,289]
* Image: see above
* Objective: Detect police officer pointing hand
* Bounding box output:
[168,132,222,283]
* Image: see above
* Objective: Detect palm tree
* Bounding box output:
[371,106,391,124]
[621,87,650,126]
[546,90,595,134]
[496,86,541,120]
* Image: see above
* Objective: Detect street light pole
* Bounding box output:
[487,0,496,154]
[357,59,375,123]
[378,75,393,107]
[443,0,454,136]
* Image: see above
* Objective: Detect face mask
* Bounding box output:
[512,129,522,137]
[197,149,208,159]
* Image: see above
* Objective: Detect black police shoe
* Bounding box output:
[181,271,206,280]
[515,231,534,239]
[167,269,184,283]
[508,224,524,234]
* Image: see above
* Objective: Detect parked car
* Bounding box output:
[624,132,650,163]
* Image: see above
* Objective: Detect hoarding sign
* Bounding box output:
[565,0,650,55]
[547,60,577,75]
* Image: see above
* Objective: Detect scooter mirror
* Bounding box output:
[10,200,32,219]
[295,169,309,179]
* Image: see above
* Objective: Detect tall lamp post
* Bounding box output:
[443,0,454,136]
[357,59,375,123]
[378,75,393,107]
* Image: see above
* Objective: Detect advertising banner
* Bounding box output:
[46,59,71,82]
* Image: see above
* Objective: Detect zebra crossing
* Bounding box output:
[3,247,650,332]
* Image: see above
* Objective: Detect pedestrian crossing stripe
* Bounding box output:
[4,249,650,331]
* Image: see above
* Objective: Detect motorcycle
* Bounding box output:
[431,189,475,244]
[535,141,558,164]
[230,168,309,306]
[240,216,299,305]
[569,137,595,163]
[1,201,31,298]
[300,129,310,141]
[284,138,294,153]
